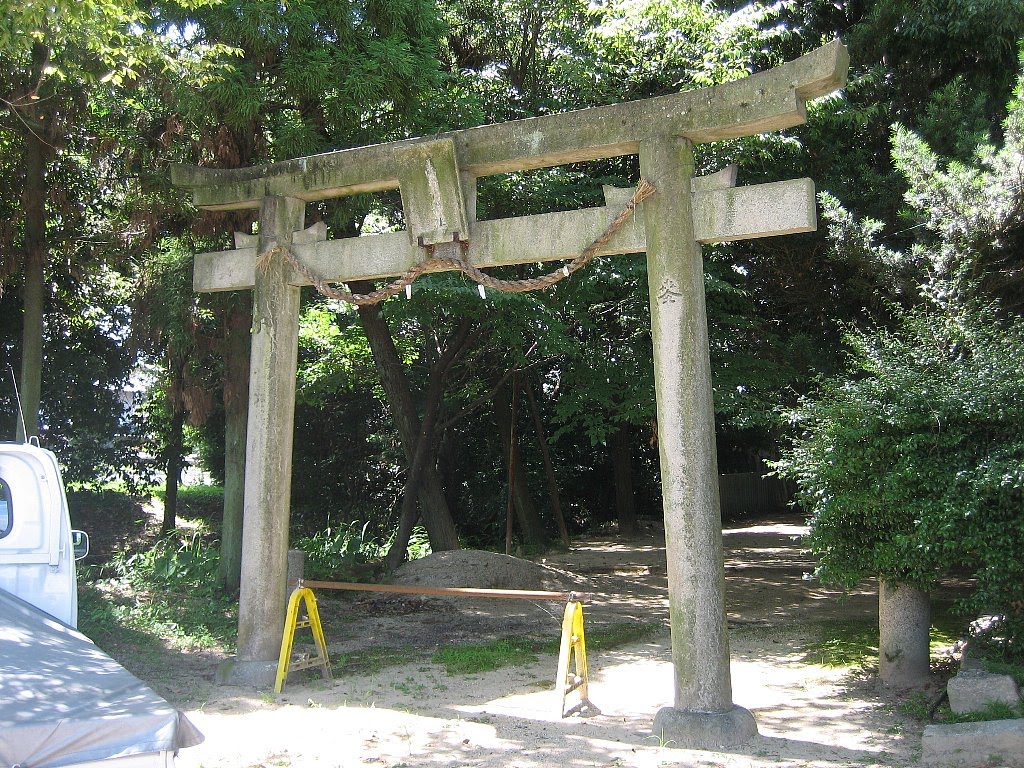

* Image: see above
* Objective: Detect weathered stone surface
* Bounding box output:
[171,41,848,210]
[692,178,816,243]
[922,719,1024,767]
[653,705,759,749]
[215,659,279,689]
[196,177,816,293]
[397,138,469,246]
[640,136,738,719]
[235,196,310,667]
[948,668,1022,714]
[194,205,645,293]
[879,581,931,687]
[286,549,305,591]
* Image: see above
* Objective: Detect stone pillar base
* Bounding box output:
[653,705,758,750]
[879,581,931,688]
[215,658,279,689]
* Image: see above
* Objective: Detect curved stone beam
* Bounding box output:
[171,41,848,211]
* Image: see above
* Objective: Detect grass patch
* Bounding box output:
[898,692,933,721]
[943,701,1024,723]
[78,579,236,652]
[77,583,172,657]
[67,487,144,525]
[431,620,663,676]
[930,625,959,658]
[586,620,662,651]
[981,658,1024,689]
[803,620,879,667]
[151,485,225,524]
[77,530,237,653]
[802,618,963,668]
[332,646,425,676]
[433,638,538,675]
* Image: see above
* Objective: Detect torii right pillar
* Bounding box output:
[641,135,757,747]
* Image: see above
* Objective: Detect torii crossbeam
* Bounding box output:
[173,40,847,748]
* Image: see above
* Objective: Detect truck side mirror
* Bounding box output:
[72,530,90,561]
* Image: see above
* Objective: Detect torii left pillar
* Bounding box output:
[217,195,305,686]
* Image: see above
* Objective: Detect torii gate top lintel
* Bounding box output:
[171,40,847,212]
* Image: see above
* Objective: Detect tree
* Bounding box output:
[146,0,447,578]
[0,0,225,442]
[352,285,468,558]
[134,241,216,533]
[777,303,1024,664]
[775,70,1024,664]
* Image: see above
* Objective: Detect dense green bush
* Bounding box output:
[293,521,431,580]
[775,304,1024,657]
[80,529,237,650]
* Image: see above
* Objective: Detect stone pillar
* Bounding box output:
[879,581,931,687]
[217,195,304,688]
[286,549,305,592]
[639,136,757,748]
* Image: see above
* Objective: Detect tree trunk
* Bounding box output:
[493,379,548,547]
[383,317,474,568]
[218,297,250,593]
[385,432,432,572]
[16,71,49,442]
[163,406,185,535]
[609,423,639,537]
[524,378,570,546]
[504,375,519,555]
[353,285,459,551]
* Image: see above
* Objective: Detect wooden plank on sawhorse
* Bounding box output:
[275,586,331,693]
[556,599,599,717]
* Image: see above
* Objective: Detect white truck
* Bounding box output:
[0,440,203,768]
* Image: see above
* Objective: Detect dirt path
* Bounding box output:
[166,517,926,768]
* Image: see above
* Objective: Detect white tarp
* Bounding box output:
[0,588,203,768]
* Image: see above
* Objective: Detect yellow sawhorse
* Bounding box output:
[275,586,332,693]
[556,599,599,717]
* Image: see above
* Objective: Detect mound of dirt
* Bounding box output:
[389,549,574,593]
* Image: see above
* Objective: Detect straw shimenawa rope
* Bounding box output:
[256,178,655,306]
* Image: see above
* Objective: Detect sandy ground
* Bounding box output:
[155,517,931,768]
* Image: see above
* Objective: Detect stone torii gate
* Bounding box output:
[173,41,847,748]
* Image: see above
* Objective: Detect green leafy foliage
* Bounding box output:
[801,620,879,668]
[942,701,1023,724]
[332,645,423,676]
[163,0,444,165]
[79,529,238,650]
[777,304,1024,643]
[293,522,388,581]
[151,484,225,520]
[776,65,1024,658]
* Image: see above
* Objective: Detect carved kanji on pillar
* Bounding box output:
[173,41,848,745]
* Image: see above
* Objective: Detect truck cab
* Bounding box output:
[0,440,86,627]
[0,440,203,767]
